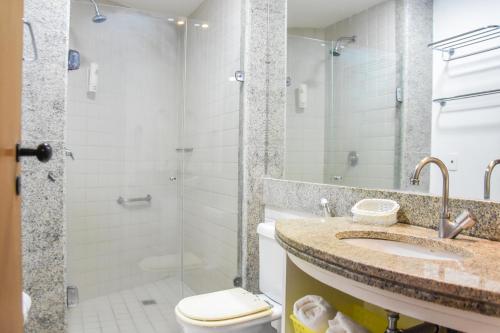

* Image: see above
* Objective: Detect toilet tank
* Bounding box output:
[257,208,317,304]
[257,220,284,304]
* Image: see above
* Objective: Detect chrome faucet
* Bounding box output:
[410,156,478,239]
[484,159,500,200]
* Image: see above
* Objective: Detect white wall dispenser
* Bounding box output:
[88,62,99,93]
[296,83,308,110]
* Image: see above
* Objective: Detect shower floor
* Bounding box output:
[68,277,194,333]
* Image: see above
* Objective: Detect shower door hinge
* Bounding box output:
[233,276,242,287]
[396,87,403,103]
[235,71,245,82]
[67,285,79,308]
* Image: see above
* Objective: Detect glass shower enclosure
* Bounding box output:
[65,0,242,331]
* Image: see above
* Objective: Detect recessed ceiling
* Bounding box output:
[288,0,388,28]
[106,0,204,17]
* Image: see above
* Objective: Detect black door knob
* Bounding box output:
[16,143,53,163]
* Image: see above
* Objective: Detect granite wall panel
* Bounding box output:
[22,0,69,331]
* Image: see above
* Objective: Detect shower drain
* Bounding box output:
[141,299,157,306]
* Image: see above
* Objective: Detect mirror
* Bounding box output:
[284,0,500,202]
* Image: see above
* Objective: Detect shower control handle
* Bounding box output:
[16,143,53,163]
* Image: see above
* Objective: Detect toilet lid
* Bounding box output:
[177,288,272,322]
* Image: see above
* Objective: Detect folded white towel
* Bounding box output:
[293,295,336,333]
[326,312,370,333]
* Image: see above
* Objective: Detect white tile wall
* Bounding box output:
[324,0,398,188]
[182,0,241,294]
[66,2,183,300]
[285,35,327,183]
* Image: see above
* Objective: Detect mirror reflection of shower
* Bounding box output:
[330,36,356,56]
[89,0,107,23]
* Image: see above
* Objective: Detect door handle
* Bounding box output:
[16,143,53,163]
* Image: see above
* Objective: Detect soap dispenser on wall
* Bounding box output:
[296,83,308,111]
[88,62,99,94]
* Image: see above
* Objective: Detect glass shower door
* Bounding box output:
[66,4,186,332]
[180,0,242,296]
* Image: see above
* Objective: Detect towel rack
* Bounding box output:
[117,194,152,205]
[428,25,500,61]
[433,89,500,106]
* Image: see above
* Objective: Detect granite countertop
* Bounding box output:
[275,217,500,317]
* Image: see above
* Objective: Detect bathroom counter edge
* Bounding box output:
[275,217,500,317]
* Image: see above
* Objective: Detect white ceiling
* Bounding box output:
[103,0,386,27]
[107,0,204,17]
[288,0,388,28]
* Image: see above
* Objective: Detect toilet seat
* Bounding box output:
[176,288,275,328]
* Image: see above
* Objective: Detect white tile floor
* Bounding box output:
[68,278,195,333]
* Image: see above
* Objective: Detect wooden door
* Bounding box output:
[0,0,25,331]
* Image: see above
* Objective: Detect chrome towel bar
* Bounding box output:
[433,89,500,106]
[428,25,500,61]
[117,194,152,205]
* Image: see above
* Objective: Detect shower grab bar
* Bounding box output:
[117,194,152,205]
[433,89,500,106]
[23,19,38,62]
[176,148,194,152]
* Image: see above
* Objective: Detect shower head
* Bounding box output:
[93,14,107,23]
[89,0,107,23]
[331,36,356,56]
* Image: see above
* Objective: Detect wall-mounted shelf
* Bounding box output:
[433,89,500,106]
[428,25,500,61]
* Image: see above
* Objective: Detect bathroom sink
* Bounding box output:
[338,233,468,261]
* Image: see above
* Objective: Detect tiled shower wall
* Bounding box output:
[182,0,241,294]
[324,0,399,189]
[285,35,327,183]
[66,2,183,300]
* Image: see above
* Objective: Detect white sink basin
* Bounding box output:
[342,237,465,261]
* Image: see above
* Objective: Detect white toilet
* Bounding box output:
[175,210,289,333]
